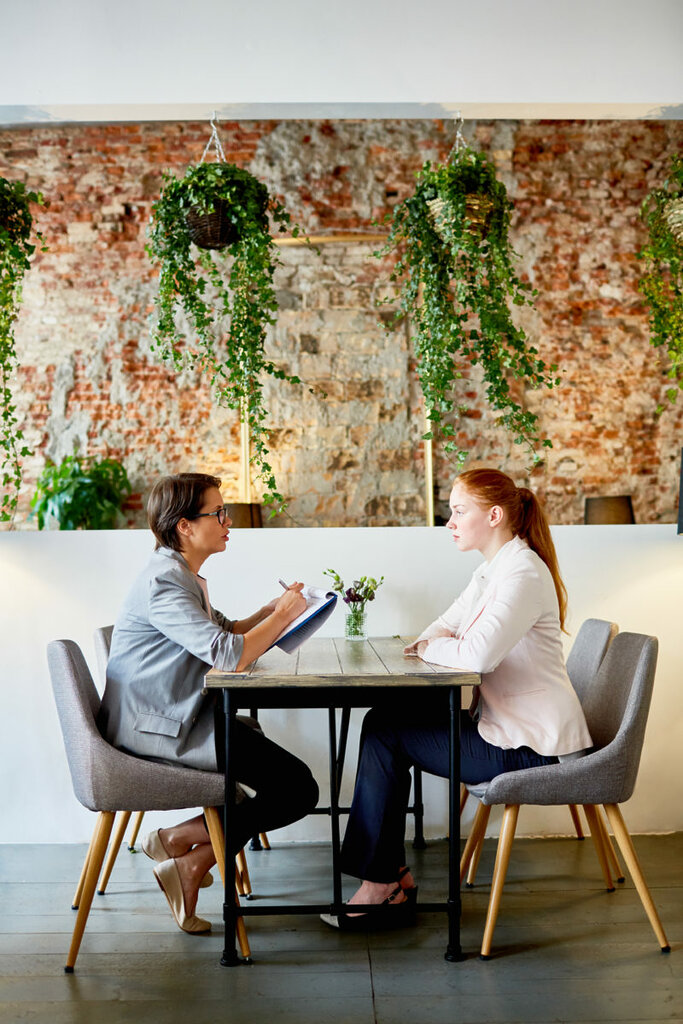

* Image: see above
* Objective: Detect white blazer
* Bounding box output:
[417,535,592,757]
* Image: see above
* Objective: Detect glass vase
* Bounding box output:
[344,605,367,642]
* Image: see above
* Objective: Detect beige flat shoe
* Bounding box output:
[153,858,211,934]
[142,829,214,888]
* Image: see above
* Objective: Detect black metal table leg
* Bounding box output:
[411,766,426,848]
[445,686,465,962]
[247,708,263,850]
[221,688,245,966]
[336,706,351,800]
[328,708,343,910]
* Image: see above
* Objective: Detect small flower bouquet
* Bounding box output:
[323,569,385,641]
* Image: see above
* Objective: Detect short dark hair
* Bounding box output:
[147,473,221,551]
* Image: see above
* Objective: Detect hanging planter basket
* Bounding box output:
[427,193,494,239]
[185,200,240,250]
[147,116,307,515]
[376,122,558,468]
[664,196,683,245]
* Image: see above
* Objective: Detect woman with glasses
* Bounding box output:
[98,473,319,934]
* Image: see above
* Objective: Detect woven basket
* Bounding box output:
[664,197,683,244]
[186,201,239,250]
[427,193,493,238]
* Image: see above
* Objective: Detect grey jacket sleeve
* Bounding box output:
[148,573,243,672]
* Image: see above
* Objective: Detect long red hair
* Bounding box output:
[456,468,568,630]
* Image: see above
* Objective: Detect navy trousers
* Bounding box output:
[340,705,556,882]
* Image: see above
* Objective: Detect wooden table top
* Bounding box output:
[205,635,479,690]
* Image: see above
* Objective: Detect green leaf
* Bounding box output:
[0,175,45,523]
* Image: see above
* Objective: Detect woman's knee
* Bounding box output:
[275,753,319,816]
[359,707,402,746]
[302,767,320,814]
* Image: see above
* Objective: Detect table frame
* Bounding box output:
[205,636,478,965]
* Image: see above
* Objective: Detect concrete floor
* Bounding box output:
[0,831,681,1023]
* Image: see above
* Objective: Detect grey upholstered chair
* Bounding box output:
[462,618,620,888]
[92,625,258,898]
[459,631,670,959]
[47,638,250,971]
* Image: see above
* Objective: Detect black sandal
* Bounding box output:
[320,873,418,931]
[397,865,419,903]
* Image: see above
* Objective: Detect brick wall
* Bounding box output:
[1,119,682,529]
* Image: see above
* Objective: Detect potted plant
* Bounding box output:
[0,176,45,523]
[147,160,308,514]
[638,153,683,412]
[377,141,559,466]
[31,454,132,530]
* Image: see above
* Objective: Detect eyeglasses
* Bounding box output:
[191,504,231,526]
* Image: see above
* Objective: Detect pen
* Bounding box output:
[278,578,289,590]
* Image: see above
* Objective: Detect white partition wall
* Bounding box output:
[1,524,681,844]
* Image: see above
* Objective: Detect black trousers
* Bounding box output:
[213,709,319,856]
[340,706,556,883]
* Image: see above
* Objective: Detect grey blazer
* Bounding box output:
[97,547,244,771]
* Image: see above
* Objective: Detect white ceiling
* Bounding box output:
[1,0,681,123]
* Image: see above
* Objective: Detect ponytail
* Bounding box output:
[456,469,568,631]
[516,487,568,631]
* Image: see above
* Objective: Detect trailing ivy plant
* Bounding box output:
[377,144,559,466]
[0,177,45,522]
[148,161,308,513]
[637,153,683,413]
[31,455,132,530]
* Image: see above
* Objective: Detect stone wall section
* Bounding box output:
[1,119,682,529]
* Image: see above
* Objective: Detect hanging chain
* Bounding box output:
[200,112,227,164]
[447,110,468,162]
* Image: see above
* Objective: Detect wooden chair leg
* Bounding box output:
[599,806,625,882]
[459,783,469,816]
[459,801,491,886]
[66,811,115,973]
[258,832,270,850]
[97,811,131,895]
[466,803,492,888]
[480,804,519,960]
[568,803,585,839]
[602,804,670,952]
[236,848,253,898]
[72,825,96,909]
[127,810,145,851]
[204,807,252,961]
[582,804,615,891]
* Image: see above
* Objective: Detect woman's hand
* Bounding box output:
[234,582,306,671]
[260,582,305,620]
[274,582,306,623]
[404,639,430,659]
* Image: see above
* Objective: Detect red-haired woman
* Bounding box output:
[323,469,592,929]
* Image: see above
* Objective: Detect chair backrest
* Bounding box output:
[47,638,107,810]
[93,624,114,687]
[566,618,618,703]
[582,631,658,802]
